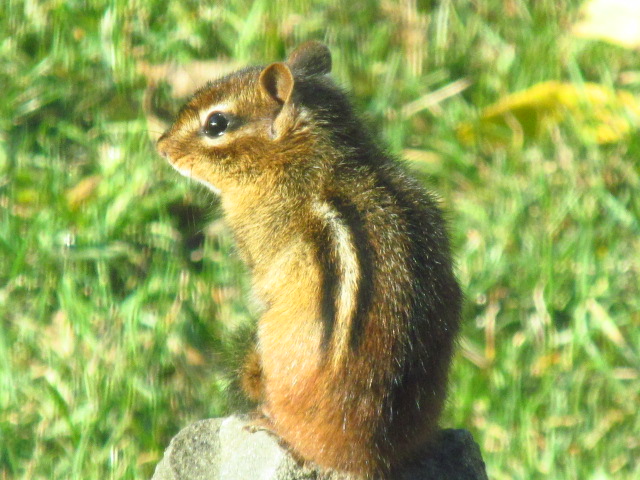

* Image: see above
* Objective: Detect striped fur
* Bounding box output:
[157,41,462,479]
[313,200,361,365]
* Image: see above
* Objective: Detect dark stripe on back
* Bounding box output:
[311,220,340,350]
[374,164,459,344]
[326,195,375,352]
[374,168,437,319]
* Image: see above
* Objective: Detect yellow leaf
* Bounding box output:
[457,81,640,148]
[573,0,640,49]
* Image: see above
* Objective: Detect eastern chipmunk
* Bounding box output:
[157,42,462,479]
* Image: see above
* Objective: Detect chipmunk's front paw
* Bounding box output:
[243,412,301,459]
[243,408,274,434]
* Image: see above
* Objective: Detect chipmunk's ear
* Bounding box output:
[259,62,294,105]
[287,41,331,77]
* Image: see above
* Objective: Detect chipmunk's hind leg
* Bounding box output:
[241,348,274,433]
[240,346,265,403]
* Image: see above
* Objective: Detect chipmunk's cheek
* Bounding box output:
[194,176,222,195]
[171,163,194,179]
[170,162,222,195]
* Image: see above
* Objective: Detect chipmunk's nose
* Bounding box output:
[156,135,170,159]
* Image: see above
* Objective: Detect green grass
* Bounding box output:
[1,0,639,478]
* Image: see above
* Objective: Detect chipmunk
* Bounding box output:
[157,42,462,479]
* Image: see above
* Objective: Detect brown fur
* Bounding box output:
[157,41,462,479]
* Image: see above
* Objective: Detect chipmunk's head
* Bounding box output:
[157,41,342,196]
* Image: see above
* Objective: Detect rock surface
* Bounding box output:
[152,416,488,480]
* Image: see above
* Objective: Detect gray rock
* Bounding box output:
[152,416,488,480]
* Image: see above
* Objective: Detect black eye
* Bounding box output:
[203,112,229,138]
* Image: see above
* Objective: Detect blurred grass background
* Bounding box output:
[1,0,639,478]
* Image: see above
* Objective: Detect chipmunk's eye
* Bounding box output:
[203,112,229,138]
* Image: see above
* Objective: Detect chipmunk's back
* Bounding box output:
[157,41,462,479]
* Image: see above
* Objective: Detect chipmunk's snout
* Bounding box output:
[156,135,170,159]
